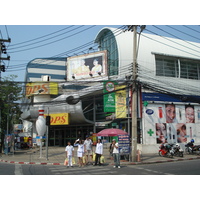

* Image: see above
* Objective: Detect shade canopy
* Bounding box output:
[96,128,128,137]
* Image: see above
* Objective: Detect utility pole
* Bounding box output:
[127,25,145,162]
[0,37,11,153]
[131,25,138,162]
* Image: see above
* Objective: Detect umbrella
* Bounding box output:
[96,128,128,137]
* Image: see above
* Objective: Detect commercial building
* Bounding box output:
[21,27,200,153]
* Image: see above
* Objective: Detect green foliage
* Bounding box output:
[0,75,23,133]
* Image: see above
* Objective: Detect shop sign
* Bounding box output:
[44,113,69,125]
[118,135,130,155]
[115,85,126,118]
[26,82,58,97]
[103,81,116,112]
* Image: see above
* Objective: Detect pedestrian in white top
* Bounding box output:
[65,141,74,167]
[112,139,120,168]
[94,139,103,166]
[84,135,93,165]
[74,139,85,167]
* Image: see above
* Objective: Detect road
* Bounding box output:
[1,159,200,175]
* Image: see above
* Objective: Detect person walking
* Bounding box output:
[112,139,120,168]
[74,139,85,167]
[65,141,74,168]
[93,139,103,166]
[84,135,93,165]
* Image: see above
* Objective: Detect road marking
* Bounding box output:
[15,164,23,175]
[132,166,175,175]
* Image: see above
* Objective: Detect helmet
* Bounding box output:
[191,139,194,143]
[176,143,180,147]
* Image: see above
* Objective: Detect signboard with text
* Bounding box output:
[26,82,58,97]
[44,113,69,125]
[118,135,130,155]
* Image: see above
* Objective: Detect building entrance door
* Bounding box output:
[55,129,64,146]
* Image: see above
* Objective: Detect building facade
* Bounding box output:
[21,27,200,153]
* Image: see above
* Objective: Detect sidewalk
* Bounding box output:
[1,146,200,166]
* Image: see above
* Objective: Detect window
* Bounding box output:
[180,61,198,80]
[156,56,178,77]
[98,30,119,76]
[155,54,200,80]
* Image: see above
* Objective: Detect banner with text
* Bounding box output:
[115,85,126,118]
[103,81,116,113]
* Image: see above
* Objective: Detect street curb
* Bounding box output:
[1,156,200,166]
[0,159,62,165]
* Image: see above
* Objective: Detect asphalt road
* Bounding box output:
[1,159,200,175]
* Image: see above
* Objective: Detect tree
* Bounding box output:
[0,75,23,153]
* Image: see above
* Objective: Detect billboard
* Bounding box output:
[44,113,69,125]
[26,82,58,97]
[115,85,126,118]
[67,50,107,80]
[143,103,200,145]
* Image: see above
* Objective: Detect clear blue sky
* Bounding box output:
[1,25,200,82]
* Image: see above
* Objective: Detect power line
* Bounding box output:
[8,25,78,50]
[183,25,200,35]
[141,32,200,59]
[6,26,125,72]
[167,25,200,42]
[9,26,74,47]
[152,25,200,50]
[8,25,97,53]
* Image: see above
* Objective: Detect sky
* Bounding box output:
[1,1,199,83]
[1,25,200,82]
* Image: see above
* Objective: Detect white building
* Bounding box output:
[21,26,200,153]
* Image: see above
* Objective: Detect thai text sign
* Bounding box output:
[26,82,58,97]
[103,81,116,112]
[44,113,69,125]
[115,85,126,118]
[118,135,130,154]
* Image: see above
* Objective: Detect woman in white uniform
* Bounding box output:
[74,139,85,167]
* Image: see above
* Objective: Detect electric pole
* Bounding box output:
[127,25,145,162]
[131,25,138,162]
[0,37,11,153]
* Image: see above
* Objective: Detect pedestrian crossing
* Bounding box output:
[47,165,119,175]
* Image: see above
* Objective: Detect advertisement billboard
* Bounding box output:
[67,50,107,80]
[143,103,200,145]
[26,82,58,97]
[44,113,69,125]
[115,85,126,118]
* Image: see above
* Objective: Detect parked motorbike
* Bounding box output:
[172,143,184,157]
[159,143,174,158]
[185,140,200,155]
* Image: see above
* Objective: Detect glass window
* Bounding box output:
[180,61,198,80]
[156,56,178,77]
[98,30,119,76]
[155,54,200,80]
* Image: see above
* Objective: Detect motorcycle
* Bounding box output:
[185,142,200,155]
[171,143,184,157]
[159,143,174,158]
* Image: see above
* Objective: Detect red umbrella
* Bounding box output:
[97,128,128,137]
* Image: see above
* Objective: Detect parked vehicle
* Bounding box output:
[159,143,174,158]
[185,140,200,155]
[172,143,184,157]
